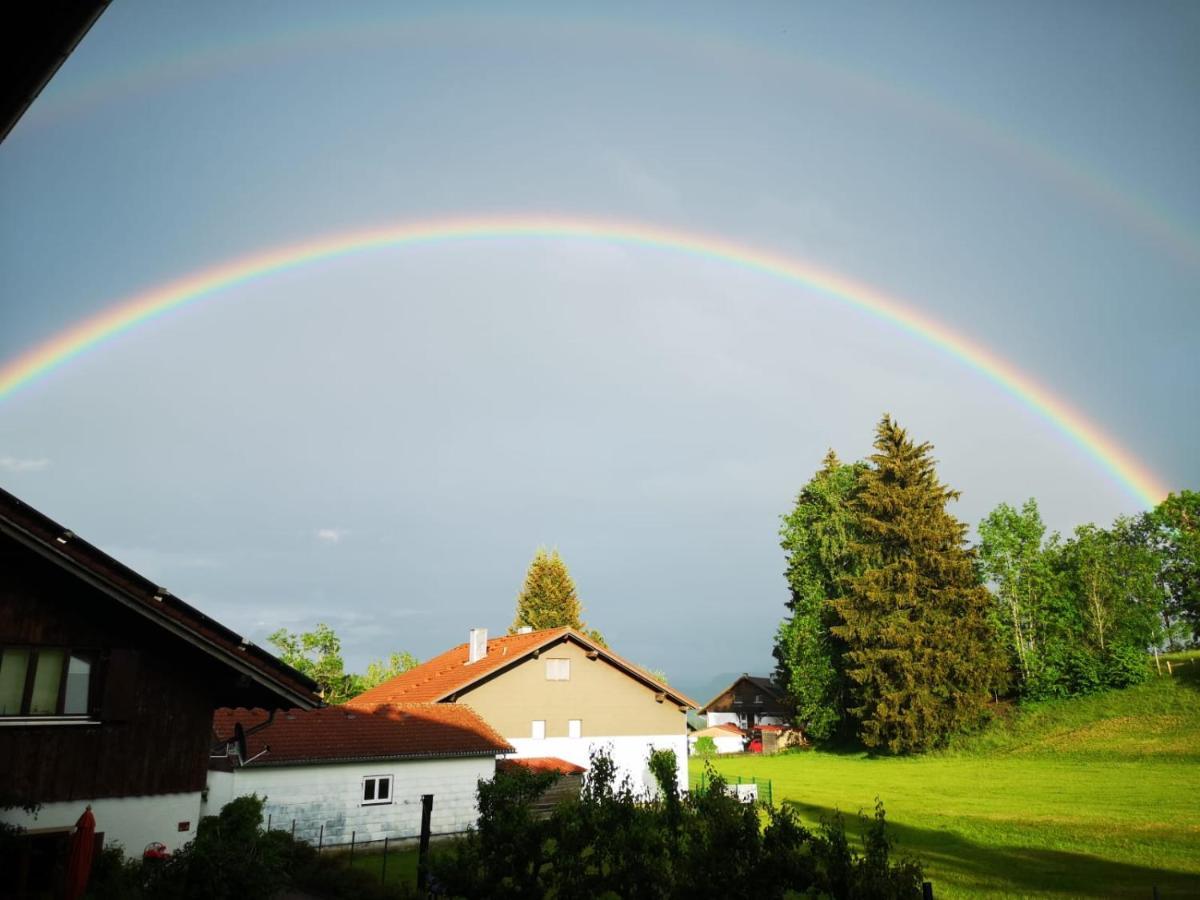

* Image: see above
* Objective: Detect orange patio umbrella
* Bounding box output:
[64,805,96,900]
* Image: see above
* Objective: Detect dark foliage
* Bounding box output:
[83,795,413,900]
[431,745,923,899]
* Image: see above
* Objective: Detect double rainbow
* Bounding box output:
[0,214,1169,507]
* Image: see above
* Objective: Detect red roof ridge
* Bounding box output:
[346,626,697,710]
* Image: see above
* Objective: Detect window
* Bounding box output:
[754,695,763,705]
[0,648,92,717]
[545,658,570,681]
[362,775,392,806]
[531,720,546,740]
[568,719,582,739]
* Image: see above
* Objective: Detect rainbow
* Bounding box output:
[0,214,1170,507]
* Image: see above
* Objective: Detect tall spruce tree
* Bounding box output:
[510,547,588,634]
[831,415,1004,752]
[773,450,865,740]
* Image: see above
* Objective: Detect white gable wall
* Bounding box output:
[507,733,688,796]
[202,756,495,845]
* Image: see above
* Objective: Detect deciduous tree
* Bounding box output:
[773,450,865,741]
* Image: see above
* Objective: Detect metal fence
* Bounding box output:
[692,771,773,806]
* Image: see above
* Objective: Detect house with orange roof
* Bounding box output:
[347,626,697,795]
[206,702,513,844]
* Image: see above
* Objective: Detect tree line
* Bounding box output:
[773,414,1197,753]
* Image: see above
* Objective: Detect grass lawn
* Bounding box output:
[691,652,1200,899]
[345,843,420,888]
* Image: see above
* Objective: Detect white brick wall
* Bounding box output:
[1,792,202,854]
[202,755,496,844]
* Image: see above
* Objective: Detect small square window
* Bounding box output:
[754,695,763,705]
[532,720,546,740]
[363,775,393,806]
[568,719,582,739]
[545,658,570,681]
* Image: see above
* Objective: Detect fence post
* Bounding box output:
[417,794,434,896]
[318,823,323,853]
[922,881,934,900]
[350,830,355,864]
[267,813,272,831]
[381,836,389,884]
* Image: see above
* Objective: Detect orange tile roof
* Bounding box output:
[212,702,513,766]
[498,756,587,776]
[345,627,697,710]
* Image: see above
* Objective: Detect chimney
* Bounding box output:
[468,627,488,663]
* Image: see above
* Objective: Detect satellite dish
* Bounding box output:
[233,722,248,764]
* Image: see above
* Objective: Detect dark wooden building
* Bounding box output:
[0,488,320,892]
[699,674,791,730]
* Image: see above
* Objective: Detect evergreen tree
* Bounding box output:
[773,450,865,740]
[510,548,588,633]
[831,415,1004,752]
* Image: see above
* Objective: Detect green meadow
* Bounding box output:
[692,653,1200,899]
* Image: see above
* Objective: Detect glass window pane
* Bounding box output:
[377,778,390,800]
[568,719,582,738]
[0,650,30,715]
[532,720,545,739]
[363,779,376,801]
[30,650,65,715]
[64,655,91,715]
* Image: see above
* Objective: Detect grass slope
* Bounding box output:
[691,653,1200,899]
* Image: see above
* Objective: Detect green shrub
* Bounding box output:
[1102,644,1150,688]
[693,735,717,757]
[433,747,923,898]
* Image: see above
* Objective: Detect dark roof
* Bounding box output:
[1,1,111,144]
[699,673,789,714]
[213,704,513,766]
[0,487,320,709]
[347,626,698,710]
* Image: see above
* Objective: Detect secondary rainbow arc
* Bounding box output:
[0,215,1169,507]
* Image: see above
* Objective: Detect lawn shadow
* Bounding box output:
[1161,655,1200,691]
[784,799,1200,899]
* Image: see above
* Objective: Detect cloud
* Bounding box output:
[0,457,50,472]
[316,528,347,544]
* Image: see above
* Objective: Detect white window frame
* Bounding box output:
[362,774,393,806]
[568,719,582,739]
[531,720,546,740]
[545,658,570,681]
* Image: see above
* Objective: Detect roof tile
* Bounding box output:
[212,702,513,766]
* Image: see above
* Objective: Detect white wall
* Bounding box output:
[705,712,741,728]
[1,792,201,855]
[201,756,496,845]
[506,733,688,796]
[688,733,743,755]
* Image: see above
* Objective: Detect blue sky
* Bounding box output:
[1,1,1197,695]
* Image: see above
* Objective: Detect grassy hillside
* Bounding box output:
[691,652,1200,898]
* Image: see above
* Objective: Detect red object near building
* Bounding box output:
[64,806,95,900]
[747,738,763,753]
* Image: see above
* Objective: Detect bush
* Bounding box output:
[692,735,717,758]
[1102,644,1150,688]
[432,746,923,898]
[84,796,413,900]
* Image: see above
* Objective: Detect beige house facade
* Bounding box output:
[349,627,696,795]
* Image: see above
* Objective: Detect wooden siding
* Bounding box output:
[705,677,791,722]
[1,537,271,804]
